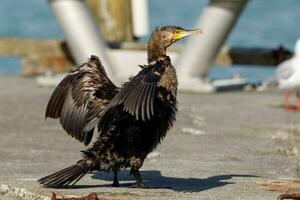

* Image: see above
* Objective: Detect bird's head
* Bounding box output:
[147,26,202,62]
[152,26,202,48]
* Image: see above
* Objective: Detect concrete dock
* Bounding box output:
[1,75,300,200]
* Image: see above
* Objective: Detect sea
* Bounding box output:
[1,0,300,84]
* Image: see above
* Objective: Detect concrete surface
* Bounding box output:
[1,75,300,199]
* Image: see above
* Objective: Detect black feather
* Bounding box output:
[38,160,93,188]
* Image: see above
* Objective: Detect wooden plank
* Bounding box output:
[21,55,73,76]
[0,38,74,76]
[0,38,67,56]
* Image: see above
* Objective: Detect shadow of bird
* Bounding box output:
[60,170,257,193]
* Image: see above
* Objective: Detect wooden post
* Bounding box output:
[86,0,134,42]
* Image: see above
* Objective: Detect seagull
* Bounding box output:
[276,39,300,110]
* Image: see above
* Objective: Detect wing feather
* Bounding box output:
[45,55,118,145]
[96,57,167,126]
[149,83,156,116]
[46,73,79,119]
[136,84,148,120]
[130,82,145,118]
[140,85,151,121]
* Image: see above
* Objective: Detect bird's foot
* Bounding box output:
[112,181,120,187]
[296,99,300,111]
[285,107,294,111]
[284,105,300,112]
[128,183,145,188]
[285,104,295,111]
[129,167,144,189]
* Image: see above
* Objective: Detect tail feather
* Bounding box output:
[38,160,92,188]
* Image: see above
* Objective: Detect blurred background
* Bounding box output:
[0,0,300,89]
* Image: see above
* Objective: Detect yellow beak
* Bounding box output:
[172,29,203,41]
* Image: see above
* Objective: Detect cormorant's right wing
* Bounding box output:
[45,55,118,145]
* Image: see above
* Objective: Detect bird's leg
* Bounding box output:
[284,91,293,111]
[296,91,300,111]
[112,170,120,187]
[129,156,144,188]
[130,169,144,188]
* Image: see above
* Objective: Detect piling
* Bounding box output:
[176,0,248,92]
[48,0,117,82]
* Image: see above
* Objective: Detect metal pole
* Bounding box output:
[176,0,248,92]
[48,0,116,82]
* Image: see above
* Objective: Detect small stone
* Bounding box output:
[147,152,163,160]
[182,127,205,136]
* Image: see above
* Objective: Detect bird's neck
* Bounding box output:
[147,35,167,63]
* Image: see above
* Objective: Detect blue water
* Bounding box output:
[1,0,300,82]
[0,57,20,74]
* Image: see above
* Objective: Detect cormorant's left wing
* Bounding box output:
[84,57,169,134]
[110,61,164,120]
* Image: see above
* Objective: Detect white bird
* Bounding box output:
[274,39,300,110]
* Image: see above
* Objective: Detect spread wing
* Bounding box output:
[45,55,118,145]
[83,57,168,134]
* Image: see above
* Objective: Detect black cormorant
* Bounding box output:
[38,26,202,188]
